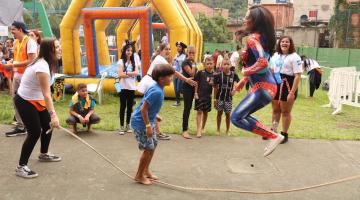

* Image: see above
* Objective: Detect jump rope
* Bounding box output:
[58,126,360,194]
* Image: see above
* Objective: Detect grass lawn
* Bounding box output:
[1,82,359,140]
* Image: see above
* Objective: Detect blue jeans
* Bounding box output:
[173,78,182,103]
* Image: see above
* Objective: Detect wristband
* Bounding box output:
[146,124,151,128]
[49,110,56,117]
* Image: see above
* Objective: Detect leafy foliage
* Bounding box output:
[196,13,232,43]
[329,0,360,48]
[190,0,247,19]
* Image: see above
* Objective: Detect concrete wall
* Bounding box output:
[247,0,334,26]
[284,26,326,47]
[292,0,335,25]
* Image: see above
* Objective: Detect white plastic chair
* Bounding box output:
[300,74,309,97]
[87,72,107,104]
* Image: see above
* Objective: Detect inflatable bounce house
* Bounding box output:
[60,0,203,97]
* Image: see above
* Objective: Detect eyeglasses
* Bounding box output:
[188,52,195,54]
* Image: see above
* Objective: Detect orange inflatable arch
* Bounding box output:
[82,7,153,76]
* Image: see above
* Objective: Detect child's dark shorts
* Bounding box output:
[194,98,211,112]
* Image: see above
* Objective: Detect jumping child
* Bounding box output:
[131,64,175,185]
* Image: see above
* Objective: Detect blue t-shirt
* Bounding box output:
[131,83,164,130]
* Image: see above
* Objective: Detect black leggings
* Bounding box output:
[119,89,135,126]
[14,94,52,166]
[310,82,316,97]
[182,89,194,131]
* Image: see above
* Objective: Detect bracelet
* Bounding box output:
[145,124,151,128]
[49,110,56,117]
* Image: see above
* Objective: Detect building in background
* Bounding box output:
[248,0,335,47]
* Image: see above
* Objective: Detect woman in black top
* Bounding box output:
[181,46,197,139]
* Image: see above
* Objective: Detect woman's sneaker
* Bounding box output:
[158,133,171,140]
[38,153,62,162]
[15,165,38,178]
[126,124,133,133]
[119,126,126,135]
[5,128,27,137]
[263,134,284,157]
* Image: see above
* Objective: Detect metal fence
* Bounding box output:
[297,47,360,70]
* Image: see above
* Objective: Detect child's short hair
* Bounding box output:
[77,83,87,91]
[151,64,175,82]
[204,56,214,63]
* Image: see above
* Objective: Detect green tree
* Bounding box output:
[329,0,360,48]
[196,13,232,43]
[190,0,247,19]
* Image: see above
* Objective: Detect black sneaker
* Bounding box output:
[38,153,62,162]
[172,102,181,107]
[280,132,288,144]
[15,165,38,178]
[158,133,171,140]
[5,128,27,137]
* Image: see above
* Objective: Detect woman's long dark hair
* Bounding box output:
[247,5,276,56]
[120,41,136,72]
[30,38,58,74]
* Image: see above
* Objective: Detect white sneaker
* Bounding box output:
[15,165,38,178]
[263,134,284,157]
[119,126,125,135]
[126,124,133,133]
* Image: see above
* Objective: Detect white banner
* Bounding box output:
[0,26,8,36]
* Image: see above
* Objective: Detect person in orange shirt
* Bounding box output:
[0,21,37,137]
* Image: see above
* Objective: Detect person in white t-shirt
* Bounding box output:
[230,45,242,71]
[172,41,187,106]
[137,43,196,94]
[161,33,168,44]
[269,36,303,144]
[13,38,62,179]
[301,55,322,97]
[117,41,140,135]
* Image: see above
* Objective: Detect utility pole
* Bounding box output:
[313,9,318,47]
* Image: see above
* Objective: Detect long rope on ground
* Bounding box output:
[60,126,360,194]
